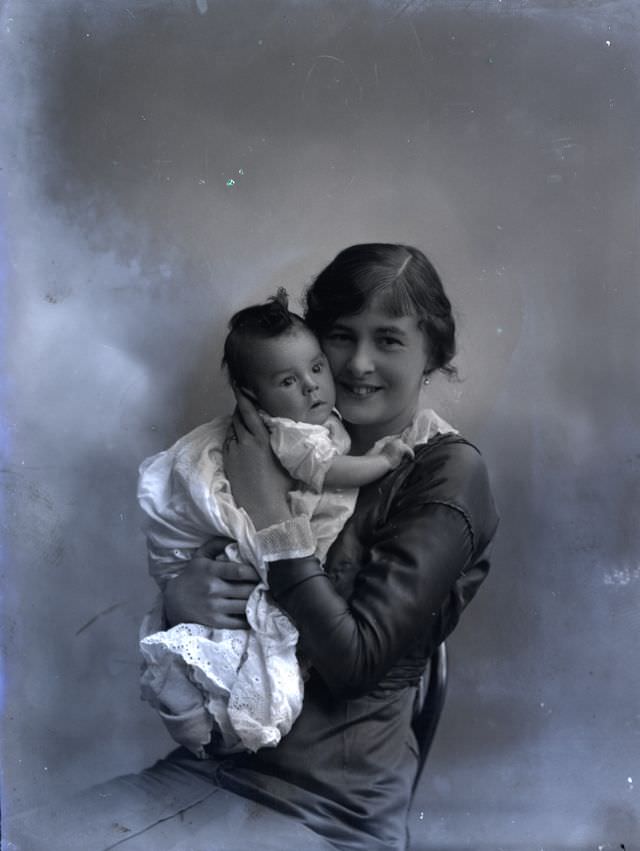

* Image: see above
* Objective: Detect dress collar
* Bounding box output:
[368,408,458,455]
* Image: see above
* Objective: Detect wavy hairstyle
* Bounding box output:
[304,243,457,377]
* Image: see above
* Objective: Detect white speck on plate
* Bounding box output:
[603,565,640,586]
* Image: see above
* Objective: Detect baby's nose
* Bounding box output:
[303,375,319,394]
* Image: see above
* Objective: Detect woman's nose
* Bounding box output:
[346,343,374,376]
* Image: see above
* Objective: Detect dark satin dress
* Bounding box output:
[211,434,499,851]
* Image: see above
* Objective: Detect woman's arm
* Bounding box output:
[269,506,474,697]
[161,391,318,628]
[269,445,498,698]
[223,394,294,530]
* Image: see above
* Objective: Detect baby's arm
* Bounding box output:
[323,439,413,489]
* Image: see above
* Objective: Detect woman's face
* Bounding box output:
[321,305,430,449]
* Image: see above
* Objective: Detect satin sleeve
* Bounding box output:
[268,445,497,698]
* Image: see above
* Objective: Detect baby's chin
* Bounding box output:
[283,399,333,426]
[261,399,335,425]
[299,402,333,425]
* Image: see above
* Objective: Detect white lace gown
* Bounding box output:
[137,413,355,756]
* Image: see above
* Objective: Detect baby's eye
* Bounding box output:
[311,361,324,373]
[280,376,297,387]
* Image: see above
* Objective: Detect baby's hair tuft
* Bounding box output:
[222,288,306,387]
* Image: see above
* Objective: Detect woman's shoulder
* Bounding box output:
[413,431,485,475]
[400,432,499,549]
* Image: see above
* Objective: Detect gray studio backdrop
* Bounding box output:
[1,0,639,848]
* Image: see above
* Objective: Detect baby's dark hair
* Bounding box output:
[222,288,306,387]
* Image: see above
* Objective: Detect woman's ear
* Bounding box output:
[422,353,434,381]
[419,325,434,377]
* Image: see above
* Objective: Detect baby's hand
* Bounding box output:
[379,438,414,469]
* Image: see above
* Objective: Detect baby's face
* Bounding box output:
[248,328,336,425]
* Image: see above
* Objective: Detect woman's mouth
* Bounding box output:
[339,383,382,398]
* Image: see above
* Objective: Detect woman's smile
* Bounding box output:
[339,382,383,397]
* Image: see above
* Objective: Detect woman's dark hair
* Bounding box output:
[222,288,305,387]
[304,244,457,377]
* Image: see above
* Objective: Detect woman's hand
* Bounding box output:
[224,389,293,530]
[163,537,258,629]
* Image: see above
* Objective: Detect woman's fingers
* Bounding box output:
[188,555,257,584]
[163,555,258,630]
[194,535,234,559]
[195,592,250,628]
[209,577,258,601]
[232,388,269,441]
[214,596,252,615]
[211,613,250,630]
[208,560,258,583]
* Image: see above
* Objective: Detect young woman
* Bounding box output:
[9,244,498,851]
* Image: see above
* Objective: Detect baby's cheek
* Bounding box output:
[325,376,337,401]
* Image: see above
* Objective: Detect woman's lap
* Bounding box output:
[6,748,337,851]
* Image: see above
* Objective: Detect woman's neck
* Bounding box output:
[346,411,417,456]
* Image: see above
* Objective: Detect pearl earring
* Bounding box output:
[423,375,430,385]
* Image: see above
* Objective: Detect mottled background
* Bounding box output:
[1,0,639,848]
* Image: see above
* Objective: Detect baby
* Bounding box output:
[137,291,411,756]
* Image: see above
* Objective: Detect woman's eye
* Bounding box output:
[280,376,296,387]
[325,332,351,344]
[379,337,402,348]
